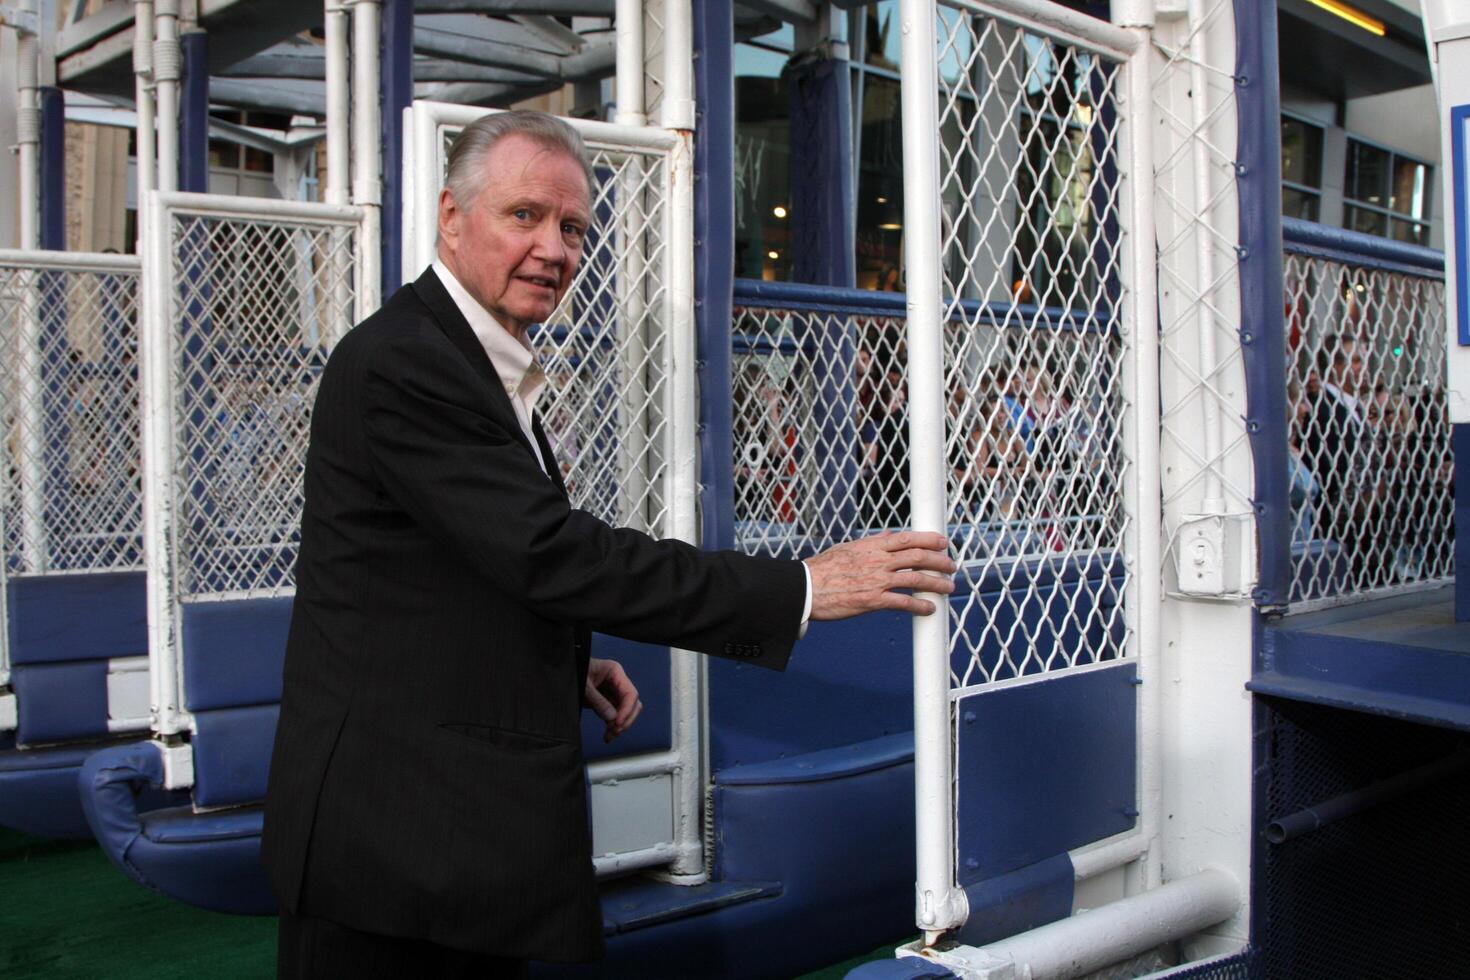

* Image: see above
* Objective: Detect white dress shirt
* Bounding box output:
[430,260,812,630]
[432,261,550,473]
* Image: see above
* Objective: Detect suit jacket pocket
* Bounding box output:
[438,722,572,753]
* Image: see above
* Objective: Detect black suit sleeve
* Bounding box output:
[360,329,804,668]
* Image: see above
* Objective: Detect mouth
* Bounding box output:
[519,275,559,291]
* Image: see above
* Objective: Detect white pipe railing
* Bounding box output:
[899,0,963,944]
[132,1,156,213]
[614,0,645,127]
[153,0,180,194]
[1114,0,1164,896]
[324,1,350,207]
[351,0,382,318]
[1186,0,1224,514]
[660,0,694,132]
[140,188,186,739]
[12,4,46,576]
[900,869,1240,979]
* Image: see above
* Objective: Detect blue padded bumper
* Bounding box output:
[0,743,109,838]
[79,741,275,914]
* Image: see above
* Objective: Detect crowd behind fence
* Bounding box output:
[1281,220,1452,610]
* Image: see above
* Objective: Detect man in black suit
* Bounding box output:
[262,110,954,977]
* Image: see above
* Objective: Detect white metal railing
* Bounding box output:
[400,91,703,878]
[1282,240,1452,611]
[901,0,1152,944]
[0,250,144,700]
[141,192,365,738]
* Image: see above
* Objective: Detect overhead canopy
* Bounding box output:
[57,0,784,119]
[1277,0,1433,102]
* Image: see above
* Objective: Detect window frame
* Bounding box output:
[1342,131,1434,244]
[1280,110,1325,221]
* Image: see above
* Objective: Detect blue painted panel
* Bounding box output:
[580,634,671,762]
[179,33,210,193]
[191,704,280,808]
[1254,589,1470,730]
[39,87,65,250]
[710,554,1123,771]
[954,662,1137,883]
[11,660,109,744]
[1457,426,1470,623]
[954,852,1074,948]
[1235,0,1291,607]
[694,0,737,552]
[1453,103,1470,345]
[180,596,292,711]
[7,571,147,665]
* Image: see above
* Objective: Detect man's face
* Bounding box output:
[437,134,592,337]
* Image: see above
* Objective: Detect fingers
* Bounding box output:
[584,682,618,725]
[876,530,949,553]
[886,548,959,574]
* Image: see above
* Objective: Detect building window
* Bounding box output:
[1343,137,1432,245]
[734,25,794,282]
[850,1,974,291]
[1281,115,1323,221]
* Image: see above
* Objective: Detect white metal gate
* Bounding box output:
[141,192,366,745]
[402,101,703,877]
[0,250,146,731]
[900,0,1159,945]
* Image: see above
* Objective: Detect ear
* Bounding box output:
[437,188,459,248]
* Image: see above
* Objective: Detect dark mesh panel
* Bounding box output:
[1258,697,1470,979]
[1154,949,1258,979]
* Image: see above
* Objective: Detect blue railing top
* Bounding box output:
[1282,217,1445,278]
[732,278,1116,333]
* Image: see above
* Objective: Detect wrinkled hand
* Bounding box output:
[804,530,956,621]
[584,658,642,743]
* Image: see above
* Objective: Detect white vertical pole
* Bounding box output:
[140,191,184,737]
[15,7,46,573]
[1113,0,1164,896]
[659,0,704,881]
[325,1,351,341]
[133,1,156,213]
[615,0,646,128]
[899,0,963,943]
[325,2,350,207]
[153,0,180,194]
[16,7,39,251]
[1186,0,1223,514]
[352,0,382,320]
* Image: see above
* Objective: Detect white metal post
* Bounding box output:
[140,191,185,739]
[614,0,645,128]
[659,0,705,881]
[153,0,180,194]
[900,0,963,943]
[1114,0,1164,897]
[15,3,39,251]
[133,1,156,210]
[13,3,46,573]
[325,0,351,340]
[351,0,382,318]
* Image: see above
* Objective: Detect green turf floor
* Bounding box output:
[0,827,904,978]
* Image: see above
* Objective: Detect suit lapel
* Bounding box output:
[531,413,569,499]
[410,267,544,465]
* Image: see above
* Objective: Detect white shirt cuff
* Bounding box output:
[798,561,812,639]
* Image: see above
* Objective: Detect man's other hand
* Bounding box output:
[804,531,957,621]
[584,658,642,743]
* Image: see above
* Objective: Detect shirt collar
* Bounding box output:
[431,259,547,416]
[1322,381,1361,419]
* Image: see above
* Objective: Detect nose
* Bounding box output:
[530,218,567,265]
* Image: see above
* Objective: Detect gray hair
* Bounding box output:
[442,110,594,212]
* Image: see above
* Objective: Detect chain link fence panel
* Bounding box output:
[164,209,359,599]
[1283,251,1452,607]
[936,4,1134,689]
[0,256,143,576]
